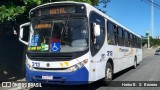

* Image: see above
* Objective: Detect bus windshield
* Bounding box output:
[28,18,89,53]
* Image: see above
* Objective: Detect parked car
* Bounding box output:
[155,49,160,55]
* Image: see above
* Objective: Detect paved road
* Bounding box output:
[1,48,160,90]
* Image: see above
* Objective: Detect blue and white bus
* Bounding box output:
[19,1,142,85]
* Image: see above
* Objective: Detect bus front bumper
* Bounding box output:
[26,66,89,85]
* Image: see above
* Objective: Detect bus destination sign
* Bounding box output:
[30,4,86,18]
[31,6,76,17]
[50,8,69,15]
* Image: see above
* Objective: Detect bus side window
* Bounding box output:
[134,36,137,48]
[127,32,130,47]
[122,29,125,46]
[124,30,128,47]
[90,23,95,43]
[89,12,105,56]
[107,21,115,45]
[140,38,142,48]
[117,27,123,46]
[132,35,135,47]
[92,23,105,50]
[130,33,133,47]
[114,25,118,45]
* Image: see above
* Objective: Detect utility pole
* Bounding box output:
[151,0,154,38]
[142,0,160,38]
[148,35,150,48]
[146,31,150,48]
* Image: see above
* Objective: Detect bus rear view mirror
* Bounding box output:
[93,23,100,36]
[19,22,30,45]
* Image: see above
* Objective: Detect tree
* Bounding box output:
[0,0,109,37]
[142,37,160,47]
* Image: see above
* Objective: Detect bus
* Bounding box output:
[19,1,142,85]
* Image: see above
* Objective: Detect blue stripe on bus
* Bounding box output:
[26,66,89,85]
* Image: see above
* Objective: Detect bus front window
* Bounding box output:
[28,21,52,52]
[60,18,88,52]
[28,18,88,52]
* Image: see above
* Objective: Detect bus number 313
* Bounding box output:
[32,62,40,67]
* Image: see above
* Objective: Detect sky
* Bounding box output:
[99,0,160,37]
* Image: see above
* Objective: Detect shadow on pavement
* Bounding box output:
[113,66,134,80]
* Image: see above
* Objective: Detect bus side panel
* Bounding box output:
[137,49,142,64]
[88,44,107,81]
[111,45,123,74]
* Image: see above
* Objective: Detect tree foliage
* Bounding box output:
[0,5,25,22]
[0,0,109,22]
[0,0,109,37]
[142,37,160,47]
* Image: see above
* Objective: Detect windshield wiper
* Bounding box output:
[61,16,70,41]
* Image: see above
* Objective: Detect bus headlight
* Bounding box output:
[26,64,33,70]
[26,59,33,70]
[69,59,88,72]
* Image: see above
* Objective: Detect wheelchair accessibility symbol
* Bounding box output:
[51,42,60,52]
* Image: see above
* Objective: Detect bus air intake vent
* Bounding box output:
[27,53,74,61]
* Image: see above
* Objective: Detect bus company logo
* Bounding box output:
[46,63,50,67]
[119,48,129,52]
[2,82,11,87]
[130,48,134,55]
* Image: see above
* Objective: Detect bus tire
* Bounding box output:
[104,62,113,86]
[133,57,137,69]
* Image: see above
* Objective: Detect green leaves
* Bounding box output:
[0,0,109,23]
[142,37,160,47]
[24,0,42,5]
[0,0,44,22]
[0,5,26,22]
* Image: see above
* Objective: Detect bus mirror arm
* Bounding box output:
[19,38,28,45]
[19,22,30,45]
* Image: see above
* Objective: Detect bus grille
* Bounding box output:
[33,67,68,70]
[27,53,74,61]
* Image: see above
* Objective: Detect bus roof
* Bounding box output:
[30,1,141,38]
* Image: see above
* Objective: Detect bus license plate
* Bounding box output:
[42,76,53,80]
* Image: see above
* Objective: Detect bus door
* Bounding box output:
[90,23,105,80]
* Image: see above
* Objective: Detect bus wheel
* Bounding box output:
[104,63,113,86]
[133,57,137,69]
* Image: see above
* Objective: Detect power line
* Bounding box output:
[151,0,154,38]
[141,0,160,9]
[141,0,160,38]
